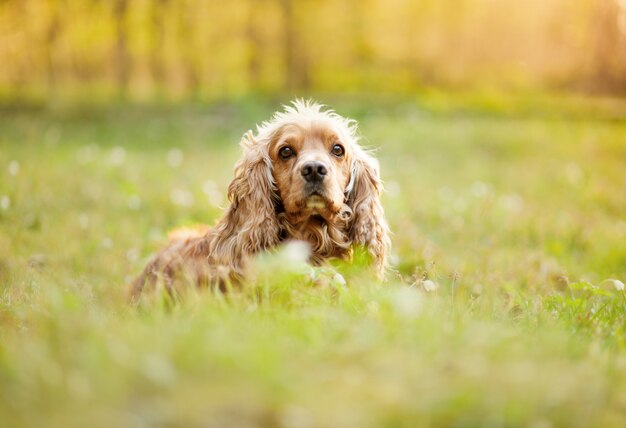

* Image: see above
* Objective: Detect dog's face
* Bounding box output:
[269,122,352,222]
[225,100,389,273]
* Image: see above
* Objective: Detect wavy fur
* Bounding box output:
[132,100,390,298]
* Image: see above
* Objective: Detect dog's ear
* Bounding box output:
[210,132,280,262]
[346,148,390,276]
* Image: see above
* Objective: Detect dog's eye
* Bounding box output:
[331,144,345,157]
[279,146,294,159]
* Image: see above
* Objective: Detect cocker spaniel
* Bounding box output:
[131,100,390,298]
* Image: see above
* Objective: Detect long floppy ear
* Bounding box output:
[209,132,280,265]
[347,149,390,276]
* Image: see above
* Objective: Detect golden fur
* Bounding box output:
[131,100,390,298]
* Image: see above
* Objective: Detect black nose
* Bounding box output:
[301,161,327,183]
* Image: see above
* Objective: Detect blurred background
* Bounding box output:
[2,3,626,426]
[1,0,626,102]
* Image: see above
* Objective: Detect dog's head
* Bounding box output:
[223,100,389,273]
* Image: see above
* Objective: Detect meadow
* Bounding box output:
[1,93,625,427]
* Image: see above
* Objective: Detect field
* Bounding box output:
[1,93,626,427]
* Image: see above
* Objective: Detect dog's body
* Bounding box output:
[132,101,389,298]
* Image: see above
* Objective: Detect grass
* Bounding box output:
[1,93,626,427]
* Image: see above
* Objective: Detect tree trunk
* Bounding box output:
[45,0,61,98]
[280,0,309,91]
[179,0,199,96]
[150,0,168,90]
[246,0,262,90]
[591,0,626,92]
[113,0,130,97]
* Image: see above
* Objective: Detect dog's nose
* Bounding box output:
[301,161,327,183]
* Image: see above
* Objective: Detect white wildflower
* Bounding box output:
[142,354,176,386]
[170,189,194,207]
[453,197,467,213]
[389,286,423,319]
[438,186,454,202]
[8,160,19,176]
[281,240,311,264]
[126,248,140,262]
[0,195,10,210]
[76,144,99,164]
[421,279,439,292]
[367,301,380,317]
[127,195,141,210]
[470,181,493,198]
[332,272,347,288]
[109,146,126,166]
[385,180,401,198]
[167,148,184,168]
[202,180,223,206]
[564,162,583,185]
[498,193,524,213]
[280,405,314,428]
[101,237,113,248]
[610,279,625,291]
[78,213,89,229]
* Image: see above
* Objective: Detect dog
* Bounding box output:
[131,100,390,298]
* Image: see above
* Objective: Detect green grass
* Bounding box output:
[1,94,626,427]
